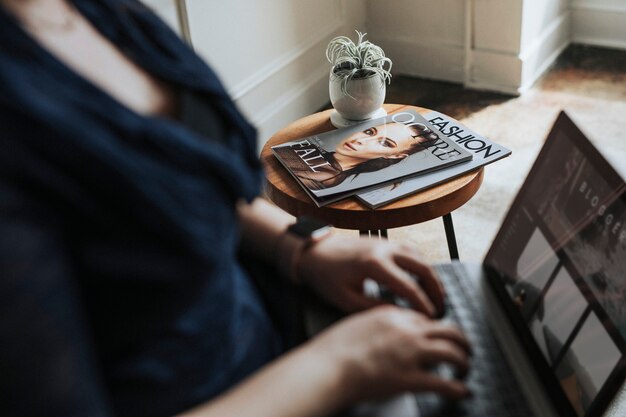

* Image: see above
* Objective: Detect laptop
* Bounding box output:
[344,111,626,417]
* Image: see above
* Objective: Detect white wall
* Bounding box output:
[143,0,623,139]
[365,0,466,84]
[142,0,366,148]
[366,0,570,94]
[142,0,181,36]
[571,0,626,50]
[185,0,366,148]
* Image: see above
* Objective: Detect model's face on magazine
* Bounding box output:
[336,123,415,161]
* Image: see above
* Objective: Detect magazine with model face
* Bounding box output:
[355,111,512,209]
[271,109,473,206]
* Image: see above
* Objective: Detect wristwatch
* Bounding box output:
[278,217,332,284]
[287,216,332,242]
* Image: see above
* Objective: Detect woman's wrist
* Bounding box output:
[303,335,356,412]
[274,230,301,283]
[274,218,332,285]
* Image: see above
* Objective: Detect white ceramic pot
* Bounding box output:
[329,70,386,121]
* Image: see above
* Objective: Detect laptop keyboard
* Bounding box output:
[413,263,535,417]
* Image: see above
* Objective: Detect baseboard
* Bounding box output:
[518,12,571,92]
[571,2,626,50]
[466,50,522,95]
[467,11,569,94]
[571,0,626,14]
[373,36,465,84]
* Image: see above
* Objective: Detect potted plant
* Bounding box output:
[326,31,392,127]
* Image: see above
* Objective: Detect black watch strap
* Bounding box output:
[287,216,332,241]
[277,217,332,284]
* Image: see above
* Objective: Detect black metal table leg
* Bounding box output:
[442,213,459,260]
[360,229,388,239]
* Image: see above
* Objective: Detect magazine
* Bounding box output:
[271,109,473,207]
[356,111,511,209]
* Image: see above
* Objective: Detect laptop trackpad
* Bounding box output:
[347,393,418,417]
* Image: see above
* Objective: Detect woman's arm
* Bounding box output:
[179,306,471,417]
[178,332,346,417]
[237,197,445,317]
[237,197,296,264]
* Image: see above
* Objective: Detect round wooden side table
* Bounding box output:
[260,104,484,260]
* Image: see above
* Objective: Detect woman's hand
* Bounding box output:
[179,305,470,417]
[310,305,472,403]
[298,234,445,317]
[236,198,443,316]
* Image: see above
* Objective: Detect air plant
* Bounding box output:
[325,30,392,97]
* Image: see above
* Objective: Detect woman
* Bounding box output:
[0,1,471,417]
[274,121,439,191]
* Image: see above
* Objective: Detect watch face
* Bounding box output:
[288,217,332,239]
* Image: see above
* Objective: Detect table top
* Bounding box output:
[260,104,484,230]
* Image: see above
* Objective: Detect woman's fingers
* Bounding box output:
[363,241,446,317]
[372,262,437,317]
[424,323,472,355]
[342,289,387,312]
[310,306,474,404]
[394,252,446,317]
[417,339,471,378]
[299,235,447,318]
[403,371,471,399]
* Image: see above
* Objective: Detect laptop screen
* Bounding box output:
[484,112,626,417]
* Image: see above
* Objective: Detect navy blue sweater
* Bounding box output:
[0,1,284,416]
